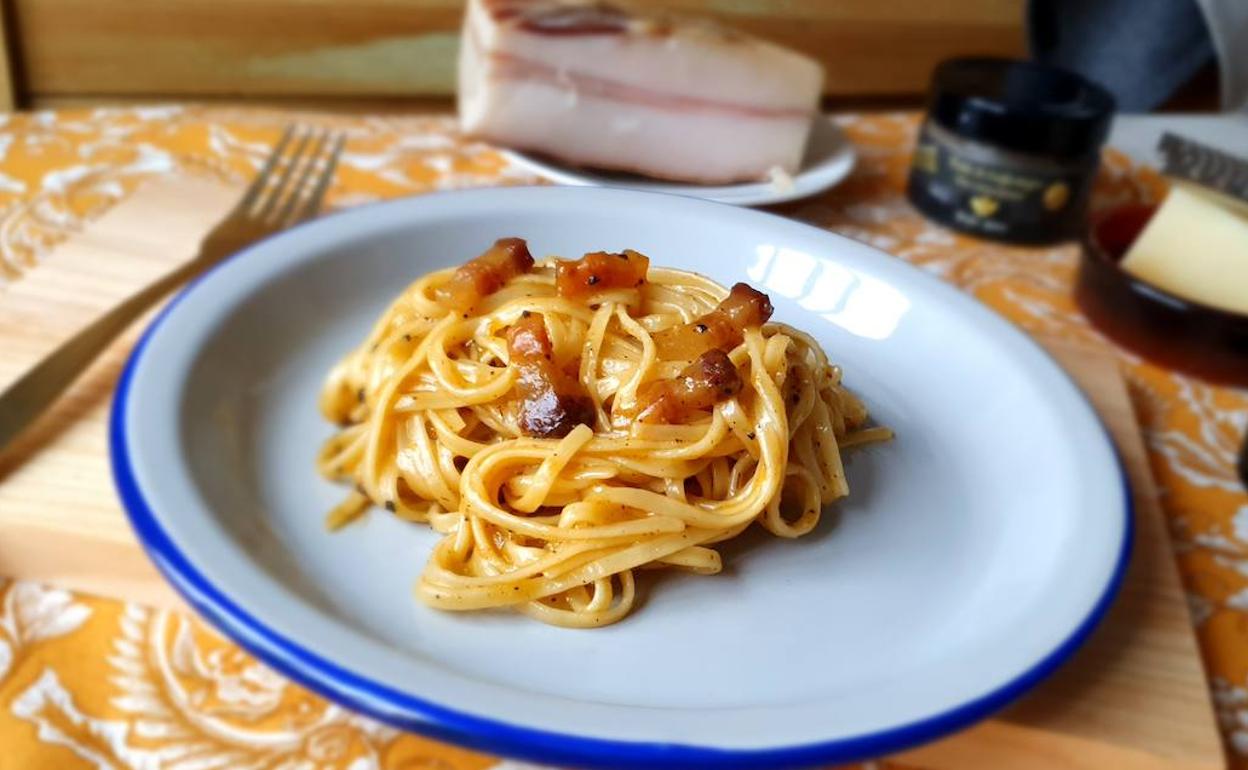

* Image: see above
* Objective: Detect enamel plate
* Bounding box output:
[499,116,856,206]
[112,186,1129,769]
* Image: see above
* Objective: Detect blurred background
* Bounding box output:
[0,0,1225,113]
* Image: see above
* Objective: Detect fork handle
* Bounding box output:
[0,258,201,453]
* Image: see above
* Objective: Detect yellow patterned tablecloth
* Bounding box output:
[0,107,1245,770]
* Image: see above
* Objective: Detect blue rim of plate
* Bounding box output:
[108,190,1135,770]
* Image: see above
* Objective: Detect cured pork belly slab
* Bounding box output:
[458,0,824,184]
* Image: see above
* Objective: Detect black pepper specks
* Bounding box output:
[522,310,531,318]
[356,388,365,403]
[587,275,600,285]
[384,500,396,512]
[694,323,708,334]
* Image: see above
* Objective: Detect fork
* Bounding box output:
[0,124,345,453]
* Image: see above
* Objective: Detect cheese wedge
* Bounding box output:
[1121,184,1248,315]
[458,0,824,184]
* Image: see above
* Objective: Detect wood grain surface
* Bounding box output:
[0,175,1224,769]
[5,0,1024,106]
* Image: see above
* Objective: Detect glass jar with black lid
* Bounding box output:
[907,57,1115,245]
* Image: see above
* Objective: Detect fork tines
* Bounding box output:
[238,125,346,227]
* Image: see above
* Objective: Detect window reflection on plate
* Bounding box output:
[749,244,911,340]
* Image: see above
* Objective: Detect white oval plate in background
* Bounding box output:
[111,186,1129,769]
[499,116,856,206]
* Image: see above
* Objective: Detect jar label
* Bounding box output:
[907,121,1094,243]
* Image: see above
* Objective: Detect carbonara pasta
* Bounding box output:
[318,239,889,627]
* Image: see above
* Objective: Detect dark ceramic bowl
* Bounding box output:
[1075,203,1248,386]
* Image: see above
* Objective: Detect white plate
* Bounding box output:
[112,186,1129,769]
[500,116,856,206]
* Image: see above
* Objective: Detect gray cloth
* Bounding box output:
[1193,0,1248,110]
[1028,0,1215,111]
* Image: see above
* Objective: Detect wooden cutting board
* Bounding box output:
[0,177,1226,770]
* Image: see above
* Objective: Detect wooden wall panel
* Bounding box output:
[7,0,1025,105]
[0,2,15,110]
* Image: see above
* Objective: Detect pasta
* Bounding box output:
[318,239,889,627]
